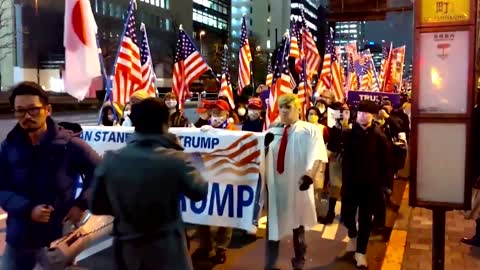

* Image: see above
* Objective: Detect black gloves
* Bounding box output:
[299,175,313,191]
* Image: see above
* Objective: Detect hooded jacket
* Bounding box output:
[0,117,100,249]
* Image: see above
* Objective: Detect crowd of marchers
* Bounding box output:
[0,81,416,270]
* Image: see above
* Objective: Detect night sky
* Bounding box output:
[365,11,414,64]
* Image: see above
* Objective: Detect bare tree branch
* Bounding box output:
[0,0,14,65]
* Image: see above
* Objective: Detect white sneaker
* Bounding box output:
[354,252,368,268]
[346,237,357,252]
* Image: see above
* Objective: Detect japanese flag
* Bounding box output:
[64,0,101,101]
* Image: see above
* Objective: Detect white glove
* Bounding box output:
[200,125,213,132]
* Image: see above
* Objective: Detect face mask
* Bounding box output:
[124,110,131,116]
[210,116,226,126]
[248,110,260,120]
[166,100,177,108]
[308,114,319,124]
[356,112,371,126]
[238,107,247,116]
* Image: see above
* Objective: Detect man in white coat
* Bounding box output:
[265,93,328,270]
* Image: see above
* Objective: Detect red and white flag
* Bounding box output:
[219,45,235,109]
[172,28,209,109]
[64,0,101,101]
[238,16,252,95]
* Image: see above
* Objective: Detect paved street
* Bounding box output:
[0,111,403,269]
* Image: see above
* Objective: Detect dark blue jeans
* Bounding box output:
[1,244,49,270]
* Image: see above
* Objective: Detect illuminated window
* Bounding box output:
[266,40,271,49]
[165,18,170,30]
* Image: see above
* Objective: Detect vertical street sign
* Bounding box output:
[411,0,476,269]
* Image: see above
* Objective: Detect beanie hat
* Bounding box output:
[358,100,379,114]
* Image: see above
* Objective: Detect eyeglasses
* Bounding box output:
[13,106,44,118]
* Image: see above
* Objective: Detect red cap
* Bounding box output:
[213,99,230,111]
[247,97,263,110]
[196,100,213,113]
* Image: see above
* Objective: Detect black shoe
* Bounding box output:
[318,214,335,225]
[461,236,480,247]
[191,248,211,261]
[291,258,305,270]
[211,248,227,264]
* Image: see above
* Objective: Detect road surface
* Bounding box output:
[0,111,402,270]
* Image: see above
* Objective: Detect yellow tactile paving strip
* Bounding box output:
[381,184,410,270]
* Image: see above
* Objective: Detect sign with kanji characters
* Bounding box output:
[417,31,469,114]
[421,0,470,25]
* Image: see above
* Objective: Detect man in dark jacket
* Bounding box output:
[0,82,99,270]
[340,100,392,268]
[89,97,208,270]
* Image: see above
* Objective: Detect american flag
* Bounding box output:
[381,42,395,92]
[391,46,406,91]
[199,133,261,178]
[330,45,344,102]
[265,56,273,87]
[266,35,294,128]
[379,41,392,90]
[299,10,321,77]
[356,51,370,90]
[297,55,310,119]
[111,1,142,105]
[219,45,235,109]
[347,51,359,91]
[238,16,252,95]
[315,29,333,96]
[172,29,209,109]
[289,20,300,59]
[139,23,156,97]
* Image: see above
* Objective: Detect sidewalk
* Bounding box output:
[381,185,480,270]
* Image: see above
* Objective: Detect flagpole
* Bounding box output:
[95,33,110,125]
[97,0,136,125]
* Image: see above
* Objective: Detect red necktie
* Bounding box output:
[277,125,290,174]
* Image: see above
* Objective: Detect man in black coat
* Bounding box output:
[89,98,208,270]
[340,100,392,268]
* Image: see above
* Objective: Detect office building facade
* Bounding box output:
[192,0,230,56]
[233,0,321,55]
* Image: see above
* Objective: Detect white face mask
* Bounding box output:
[248,110,260,120]
[211,116,226,126]
[238,107,247,117]
[165,100,177,108]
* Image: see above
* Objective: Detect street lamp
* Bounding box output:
[199,31,206,55]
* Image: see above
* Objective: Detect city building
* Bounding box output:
[333,21,366,49]
[192,0,230,57]
[290,0,320,41]
[363,41,383,68]
[0,0,193,92]
[234,0,322,55]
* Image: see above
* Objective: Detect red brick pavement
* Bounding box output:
[402,208,480,270]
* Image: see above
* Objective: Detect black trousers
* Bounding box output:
[342,188,381,254]
[476,219,480,237]
[265,226,306,269]
[373,190,386,229]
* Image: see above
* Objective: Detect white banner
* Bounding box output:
[80,126,265,232]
